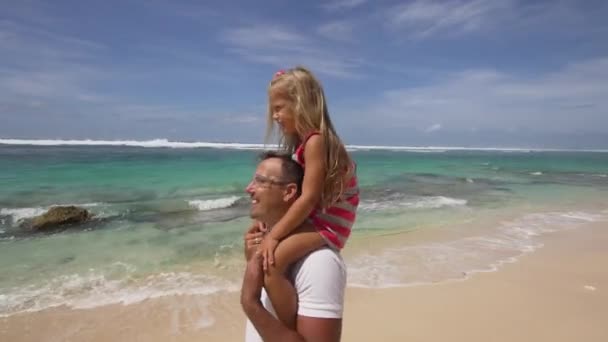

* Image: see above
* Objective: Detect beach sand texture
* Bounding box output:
[2,222,607,342]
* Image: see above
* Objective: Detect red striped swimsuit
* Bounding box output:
[293,132,359,250]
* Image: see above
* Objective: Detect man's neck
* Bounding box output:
[262,212,287,231]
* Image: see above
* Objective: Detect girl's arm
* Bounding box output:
[270,134,325,240]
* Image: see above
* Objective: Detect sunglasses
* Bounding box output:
[250,174,291,188]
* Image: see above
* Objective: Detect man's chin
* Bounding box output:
[249,210,260,220]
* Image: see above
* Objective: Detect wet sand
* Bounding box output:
[2,223,607,342]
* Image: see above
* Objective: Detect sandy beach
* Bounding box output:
[2,221,607,342]
[343,222,608,342]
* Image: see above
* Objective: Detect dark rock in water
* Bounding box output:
[25,206,92,231]
[59,256,76,264]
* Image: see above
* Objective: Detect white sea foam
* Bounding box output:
[346,145,608,153]
[2,138,608,152]
[530,171,543,176]
[0,203,106,225]
[347,148,447,153]
[360,196,467,211]
[188,196,241,211]
[0,138,269,150]
[560,212,602,222]
[347,210,608,288]
[410,196,468,209]
[0,263,238,318]
[0,207,47,222]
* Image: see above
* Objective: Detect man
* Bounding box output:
[241,151,346,342]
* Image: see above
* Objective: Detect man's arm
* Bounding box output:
[297,316,342,342]
[241,255,342,342]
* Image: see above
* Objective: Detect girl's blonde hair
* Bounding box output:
[266,66,353,208]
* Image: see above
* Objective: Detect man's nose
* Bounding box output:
[245,180,255,193]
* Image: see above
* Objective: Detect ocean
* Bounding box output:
[1,141,607,319]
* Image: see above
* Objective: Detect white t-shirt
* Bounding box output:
[244,248,347,342]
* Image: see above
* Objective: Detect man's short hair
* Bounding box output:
[258,151,304,193]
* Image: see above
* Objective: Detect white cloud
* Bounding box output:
[384,0,608,41]
[222,25,308,51]
[221,115,261,124]
[386,0,512,39]
[425,123,442,133]
[321,0,367,12]
[145,0,220,21]
[0,20,106,61]
[0,19,239,125]
[317,21,355,42]
[0,67,108,103]
[0,21,110,104]
[220,25,363,78]
[371,57,608,133]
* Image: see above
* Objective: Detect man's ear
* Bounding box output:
[282,183,299,202]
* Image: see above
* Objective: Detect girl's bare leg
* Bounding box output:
[264,223,325,329]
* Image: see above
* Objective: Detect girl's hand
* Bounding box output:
[259,236,279,271]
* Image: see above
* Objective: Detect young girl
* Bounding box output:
[257,66,359,328]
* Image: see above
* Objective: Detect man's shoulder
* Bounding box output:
[291,247,346,289]
[294,247,345,271]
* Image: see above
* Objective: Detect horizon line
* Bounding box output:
[1,138,607,153]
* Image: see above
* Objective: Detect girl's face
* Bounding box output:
[269,88,297,136]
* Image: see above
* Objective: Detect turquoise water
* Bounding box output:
[1,145,607,316]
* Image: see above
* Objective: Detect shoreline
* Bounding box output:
[343,222,608,341]
[2,220,607,341]
[1,203,602,319]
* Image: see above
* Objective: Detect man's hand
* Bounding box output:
[241,250,265,310]
[244,221,267,260]
[259,235,280,271]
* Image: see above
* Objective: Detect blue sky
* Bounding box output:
[1,0,607,147]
